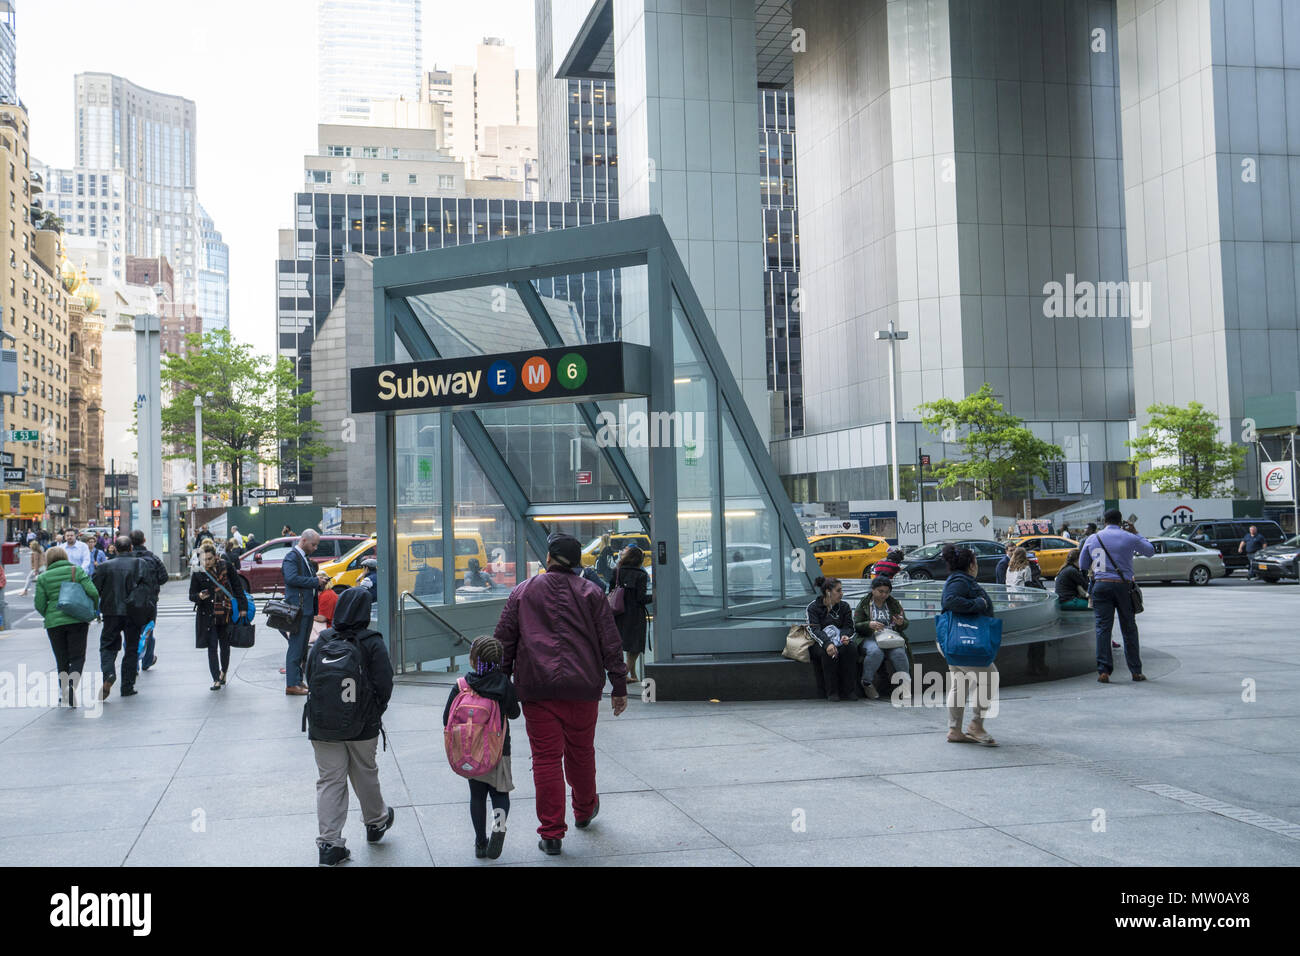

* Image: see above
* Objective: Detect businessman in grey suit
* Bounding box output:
[283,529,328,696]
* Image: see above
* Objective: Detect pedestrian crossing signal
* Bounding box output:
[151,498,161,517]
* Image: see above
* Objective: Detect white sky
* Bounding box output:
[20,0,537,356]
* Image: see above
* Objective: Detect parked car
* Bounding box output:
[1252,535,1300,583]
[808,533,890,578]
[1131,536,1226,586]
[320,532,491,595]
[896,539,1007,582]
[237,534,367,594]
[582,533,653,568]
[1164,518,1285,574]
[681,542,783,597]
[1009,534,1077,577]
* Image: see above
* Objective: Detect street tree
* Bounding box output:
[159,330,330,505]
[917,383,1065,500]
[1127,401,1245,498]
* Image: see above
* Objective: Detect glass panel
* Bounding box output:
[673,295,721,615]
[478,403,630,504]
[394,412,442,604]
[452,432,516,601]
[405,285,547,359]
[720,406,779,606]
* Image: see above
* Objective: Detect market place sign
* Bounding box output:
[350,342,651,414]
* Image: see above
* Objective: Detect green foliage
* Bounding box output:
[1126,402,1245,498]
[160,330,330,503]
[917,383,1064,500]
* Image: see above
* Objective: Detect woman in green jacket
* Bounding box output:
[853,576,912,701]
[33,546,100,708]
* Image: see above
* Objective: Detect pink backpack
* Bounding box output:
[443,677,505,778]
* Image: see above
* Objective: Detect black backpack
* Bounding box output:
[302,629,378,741]
[125,558,155,617]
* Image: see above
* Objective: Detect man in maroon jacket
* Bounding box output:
[496,532,629,856]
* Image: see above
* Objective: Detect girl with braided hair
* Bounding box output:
[442,634,521,859]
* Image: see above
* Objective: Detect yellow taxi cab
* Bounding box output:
[323,532,489,593]
[581,532,653,568]
[808,533,890,578]
[1010,534,1077,577]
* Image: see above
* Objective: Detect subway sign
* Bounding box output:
[350,342,651,414]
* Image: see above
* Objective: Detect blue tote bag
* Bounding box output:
[935,611,1003,667]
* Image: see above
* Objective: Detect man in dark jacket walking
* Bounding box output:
[305,588,395,866]
[130,530,168,671]
[92,535,145,700]
[496,532,628,856]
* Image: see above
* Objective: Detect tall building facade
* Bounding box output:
[318,0,422,124]
[61,255,104,527]
[36,75,228,329]
[1,103,72,524]
[0,1,15,106]
[761,88,800,437]
[197,204,228,331]
[443,39,539,196]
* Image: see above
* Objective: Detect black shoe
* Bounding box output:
[121,688,138,698]
[100,675,115,701]
[1097,673,1110,683]
[487,824,507,859]
[318,842,350,866]
[366,806,395,843]
[218,670,226,685]
[475,841,488,859]
[575,797,600,829]
[1131,673,1147,682]
[538,838,562,856]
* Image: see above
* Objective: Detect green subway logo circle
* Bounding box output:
[557,353,588,390]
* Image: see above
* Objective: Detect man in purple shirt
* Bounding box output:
[1079,509,1155,683]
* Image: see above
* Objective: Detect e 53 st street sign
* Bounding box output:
[3,430,38,442]
[350,342,651,415]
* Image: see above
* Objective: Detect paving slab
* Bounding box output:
[733,825,1076,866]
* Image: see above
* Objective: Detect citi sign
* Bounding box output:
[1159,505,1195,531]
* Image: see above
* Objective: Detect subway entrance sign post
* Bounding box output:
[350,341,651,414]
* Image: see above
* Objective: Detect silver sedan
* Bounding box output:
[1132,537,1226,586]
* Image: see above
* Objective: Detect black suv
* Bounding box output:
[1165,519,1285,573]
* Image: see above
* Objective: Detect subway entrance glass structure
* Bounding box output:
[360,214,820,689]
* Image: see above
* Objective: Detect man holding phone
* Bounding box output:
[281,529,330,696]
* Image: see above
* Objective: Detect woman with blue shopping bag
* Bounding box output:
[936,544,1002,746]
[34,545,100,708]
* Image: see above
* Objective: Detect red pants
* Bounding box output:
[523,698,599,839]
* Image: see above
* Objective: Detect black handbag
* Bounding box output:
[263,597,302,634]
[229,621,256,648]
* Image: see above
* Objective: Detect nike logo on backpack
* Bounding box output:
[321,655,346,664]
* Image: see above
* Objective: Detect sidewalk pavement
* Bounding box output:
[0,580,1297,866]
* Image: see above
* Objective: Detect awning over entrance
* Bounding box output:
[364,214,817,671]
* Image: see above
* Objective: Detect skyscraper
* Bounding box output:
[0,1,15,105]
[198,204,229,331]
[318,0,423,124]
[73,73,202,298]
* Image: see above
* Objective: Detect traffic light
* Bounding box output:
[151,498,162,518]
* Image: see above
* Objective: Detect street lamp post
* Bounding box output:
[193,394,203,548]
[876,322,909,500]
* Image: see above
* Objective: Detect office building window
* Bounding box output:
[408,173,418,185]
[438,175,454,189]
[363,146,380,159]
[347,172,365,186]
[380,172,390,183]
[308,170,332,184]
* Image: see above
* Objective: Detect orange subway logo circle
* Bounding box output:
[521,356,552,392]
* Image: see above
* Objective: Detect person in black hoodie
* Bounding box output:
[611,546,653,682]
[443,635,520,860]
[805,576,860,701]
[306,587,395,867]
